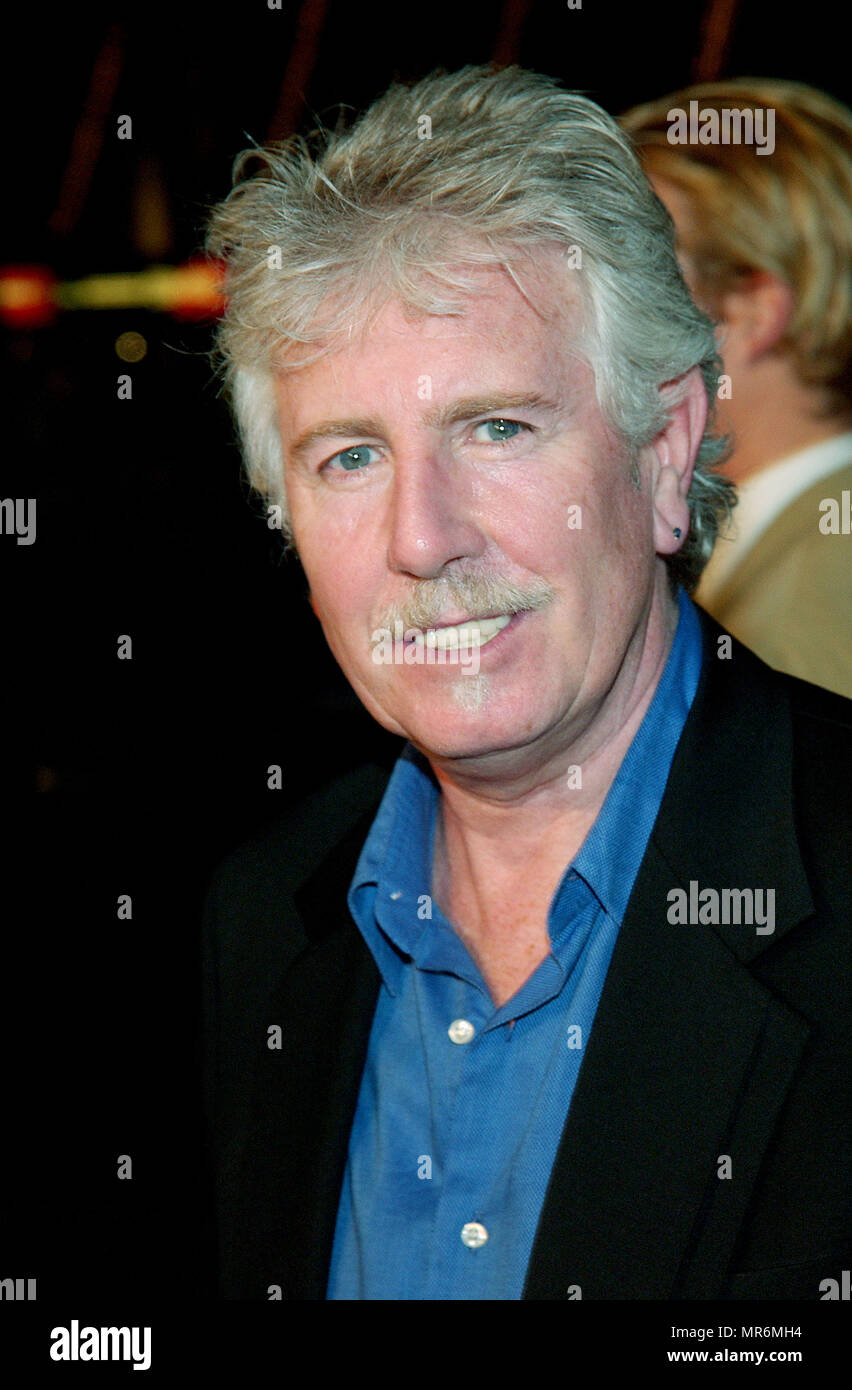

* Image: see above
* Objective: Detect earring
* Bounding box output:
[673,527,682,539]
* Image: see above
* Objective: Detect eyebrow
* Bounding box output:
[288,392,560,464]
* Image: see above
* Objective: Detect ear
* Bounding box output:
[718,271,794,363]
[646,366,709,558]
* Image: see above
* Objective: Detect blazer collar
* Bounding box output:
[652,604,813,959]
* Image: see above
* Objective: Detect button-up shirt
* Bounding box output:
[327,586,703,1299]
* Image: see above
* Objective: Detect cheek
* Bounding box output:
[533,461,636,568]
[480,465,591,564]
[310,576,354,634]
[304,555,376,656]
[290,507,359,624]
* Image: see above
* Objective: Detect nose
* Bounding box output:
[386,448,487,579]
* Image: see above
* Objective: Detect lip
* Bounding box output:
[372,609,533,667]
[471,608,527,656]
[401,610,511,641]
[420,608,529,659]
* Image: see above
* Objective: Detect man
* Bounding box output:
[203,65,851,1300]
[621,81,852,697]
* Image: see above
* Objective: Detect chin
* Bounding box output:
[402,689,555,763]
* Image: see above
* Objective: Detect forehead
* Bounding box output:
[273,252,584,407]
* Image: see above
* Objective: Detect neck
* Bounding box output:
[719,367,851,486]
[426,579,679,1004]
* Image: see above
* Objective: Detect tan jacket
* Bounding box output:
[702,462,852,698]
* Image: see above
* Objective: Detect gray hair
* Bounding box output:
[205,63,735,592]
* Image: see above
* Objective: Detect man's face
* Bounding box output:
[275,257,669,769]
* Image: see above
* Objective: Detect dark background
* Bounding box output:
[3,0,848,1308]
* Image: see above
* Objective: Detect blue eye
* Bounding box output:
[327,444,378,472]
[474,418,525,443]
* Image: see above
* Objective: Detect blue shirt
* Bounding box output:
[327,587,703,1299]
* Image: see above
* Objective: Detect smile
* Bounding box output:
[410,614,514,651]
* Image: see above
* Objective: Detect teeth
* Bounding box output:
[416,613,513,651]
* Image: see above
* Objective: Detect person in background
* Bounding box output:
[622,81,852,697]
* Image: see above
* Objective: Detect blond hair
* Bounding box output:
[621,79,852,412]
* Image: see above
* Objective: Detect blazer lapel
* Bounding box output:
[227,806,383,1300]
[523,615,814,1299]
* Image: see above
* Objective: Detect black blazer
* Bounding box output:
[202,610,851,1300]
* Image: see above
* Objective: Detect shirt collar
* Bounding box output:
[698,430,852,602]
[567,585,702,926]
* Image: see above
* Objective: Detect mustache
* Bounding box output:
[378,572,555,631]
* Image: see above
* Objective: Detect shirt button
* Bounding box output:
[461,1222,488,1249]
[448,1018,475,1044]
